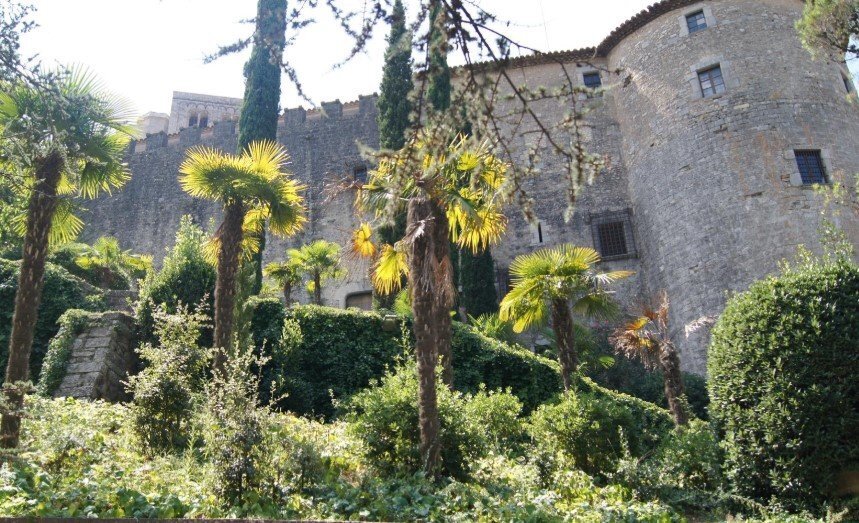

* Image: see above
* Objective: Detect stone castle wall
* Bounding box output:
[608,0,859,372]
[81,0,859,374]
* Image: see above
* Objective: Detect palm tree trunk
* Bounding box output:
[407,196,449,476]
[213,199,245,372]
[659,341,688,426]
[433,208,453,389]
[313,272,322,305]
[551,299,578,392]
[1,151,64,449]
[283,281,292,304]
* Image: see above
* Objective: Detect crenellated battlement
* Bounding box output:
[131,94,378,155]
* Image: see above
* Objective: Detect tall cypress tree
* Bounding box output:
[375,0,413,309]
[238,0,287,293]
[427,1,451,113]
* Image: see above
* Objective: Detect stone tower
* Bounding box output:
[605,0,859,372]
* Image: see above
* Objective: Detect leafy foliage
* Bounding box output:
[0,258,103,382]
[709,258,859,514]
[35,309,99,396]
[528,389,671,478]
[247,301,562,418]
[127,305,210,453]
[456,246,498,317]
[72,236,151,290]
[287,240,345,304]
[136,216,216,346]
[797,0,859,60]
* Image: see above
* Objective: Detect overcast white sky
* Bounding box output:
[20,0,661,116]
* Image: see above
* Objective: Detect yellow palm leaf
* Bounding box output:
[352,223,377,258]
[372,244,408,295]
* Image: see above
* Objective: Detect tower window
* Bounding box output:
[199,113,209,127]
[529,221,546,245]
[583,72,602,89]
[596,221,628,258]
[686,10,708,33]
[794,150,828,185]
[188,114,198,127]
[591,209,636,260]
[353,165,368,184]
[698,65,726,97]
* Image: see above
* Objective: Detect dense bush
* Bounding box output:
[248,301,561,418]
[127,305,210,452]
[0,258,103,382]
[136,217,215,346]
[528,388,671,478]
[615,420,725,511]
[4,396,683,521]
[346,365,522,479]
[48,243,133,290]
[709,259,859,513]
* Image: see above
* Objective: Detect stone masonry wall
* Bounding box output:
[80,0,859,374]
[53,312,137,402]
[608,0,859,372]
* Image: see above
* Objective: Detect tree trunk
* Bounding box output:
[283,281,292,305]
[551,299,578,392]
[213,199,245,372]
[313,272,322,305]
[659,341,688,426]
[1,151,64,449]
[407,196,455,476]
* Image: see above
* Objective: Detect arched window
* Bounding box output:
[199,112,209,128]
[188,112,198,128]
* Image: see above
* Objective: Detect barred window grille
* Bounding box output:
[686,11,708,33]
[591,210,636,260]
[597,222,628,258]
[698,66,726,97]
[583,72,602,89]
[794,150,827,185]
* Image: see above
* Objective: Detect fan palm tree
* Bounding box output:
[0,69,136,448]
[75,236,152,289]
[610,291,688,426]
[288,239,345,305]
[499,245,631,392]
[178,141,305,367]
[353,128,508,475]
[263,258,301,304]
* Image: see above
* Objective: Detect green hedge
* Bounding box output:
[709,260,859,513]
[249,301,674,428]
[249,301,561,418]
[0,258,104,382]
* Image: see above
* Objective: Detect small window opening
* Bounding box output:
[794,150,828,185]
[583,72,602,89]
[686,10,708,33]
[597,221,628,258]
[199,113,209,127]
[537,222,544,243]
[188,113,198,127]
[698,65,726,97]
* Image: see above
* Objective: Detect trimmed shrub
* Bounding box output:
[136,217,215,346]
[0,258,103,382]
[36,309,100,396]
[709,259,859,513]
[248,301,561,418]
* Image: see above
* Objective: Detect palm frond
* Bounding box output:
[352,222,377,258]
[372,243,408,295]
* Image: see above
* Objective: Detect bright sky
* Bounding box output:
[20,0,658,116]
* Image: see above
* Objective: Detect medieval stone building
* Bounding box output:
[84,0,859,374]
